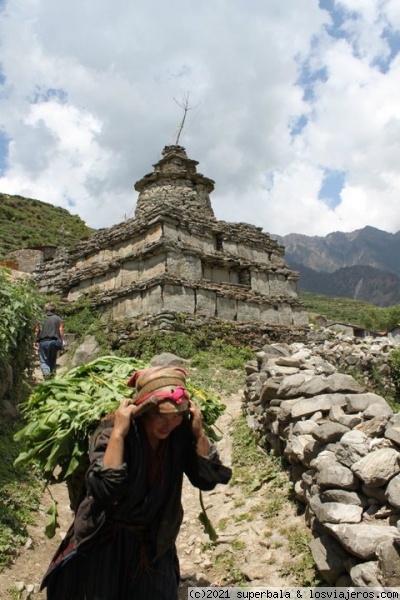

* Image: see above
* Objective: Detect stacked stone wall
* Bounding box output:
[105,310,309,349]
[243,334,400,586]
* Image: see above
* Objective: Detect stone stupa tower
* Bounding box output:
[34,144,308,335]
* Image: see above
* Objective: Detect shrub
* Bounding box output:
[0,268,41,404]
[389,348,400,402]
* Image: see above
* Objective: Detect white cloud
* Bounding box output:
[0,0,399,236]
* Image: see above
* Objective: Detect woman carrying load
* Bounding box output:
[41,365,232,599]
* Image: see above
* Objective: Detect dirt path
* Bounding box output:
[0,392,313,599]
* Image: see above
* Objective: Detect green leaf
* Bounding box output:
[44,500,59,539]
[198,490,218,542]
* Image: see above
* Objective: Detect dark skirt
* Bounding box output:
[45,525,180,600]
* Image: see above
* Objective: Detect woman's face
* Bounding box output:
[143,409,184,443]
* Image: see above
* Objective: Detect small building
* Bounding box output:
[6,246,57,273]
[387,324,400,341]
[325,321,377,338]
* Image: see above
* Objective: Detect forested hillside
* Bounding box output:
[0,193,94,257]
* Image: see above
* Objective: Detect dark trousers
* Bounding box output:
[38,339,60,376]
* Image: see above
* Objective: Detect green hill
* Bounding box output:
[0,193,94,257]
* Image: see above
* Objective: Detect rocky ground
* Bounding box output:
[0,391,316,599]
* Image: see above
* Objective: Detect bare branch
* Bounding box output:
[173,92,200,145]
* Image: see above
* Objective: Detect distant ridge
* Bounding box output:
[273,226,400,277]
[272,226,400,307]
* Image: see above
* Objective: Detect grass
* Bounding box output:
[230,415,290,494]
[279,525,323,587]
[0,417,43,571]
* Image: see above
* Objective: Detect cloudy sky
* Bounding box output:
[0,0,399,237]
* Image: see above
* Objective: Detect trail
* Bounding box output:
[0,391,312,599]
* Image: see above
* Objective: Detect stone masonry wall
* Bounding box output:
[32,211,307,327]
[243,334,400,587]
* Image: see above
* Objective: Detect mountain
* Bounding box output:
[273,226,400,277]
[0,193,94,257]
[293,263,400,307]
[272,227,400,307]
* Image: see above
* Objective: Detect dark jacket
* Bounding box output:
[41,418,231,590]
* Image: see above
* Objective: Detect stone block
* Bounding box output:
[251,271,270,294]
[117,292,143,319]
[216,296,237,320]
[259,304,280,324]
[163,285,195,313]
[195,289,216,316]
[121,260,140,285]
[237,301,261,322]
[293,307,309,326]
[277,304,294,325]
[269,273,289,295]
[141,253,165,279]
[142,286,163,314]
[167,252,202,279]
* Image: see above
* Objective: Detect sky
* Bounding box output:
[0,0,399,237]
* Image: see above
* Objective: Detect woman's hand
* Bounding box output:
[112,398,137,438]
[103,398,136,468]
[189,401,209,457]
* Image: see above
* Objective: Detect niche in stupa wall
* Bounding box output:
[202,264,240,285]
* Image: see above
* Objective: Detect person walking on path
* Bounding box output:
[40,365,232,600]
[33,302,64,380]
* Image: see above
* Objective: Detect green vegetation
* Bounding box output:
[0,268,44,570]
[231,415,288,493]
[280,525,323,586]
[0,267,41,403]
[229,415,321,586]
[0,193,93,257]
[118,319,253,366]
[0,418,42,571]
[389,348,400,403]
[300,291,400,331]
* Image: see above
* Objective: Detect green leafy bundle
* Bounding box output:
[14,356,147,482]
[14,355,226,484]
[14,355,226,540]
